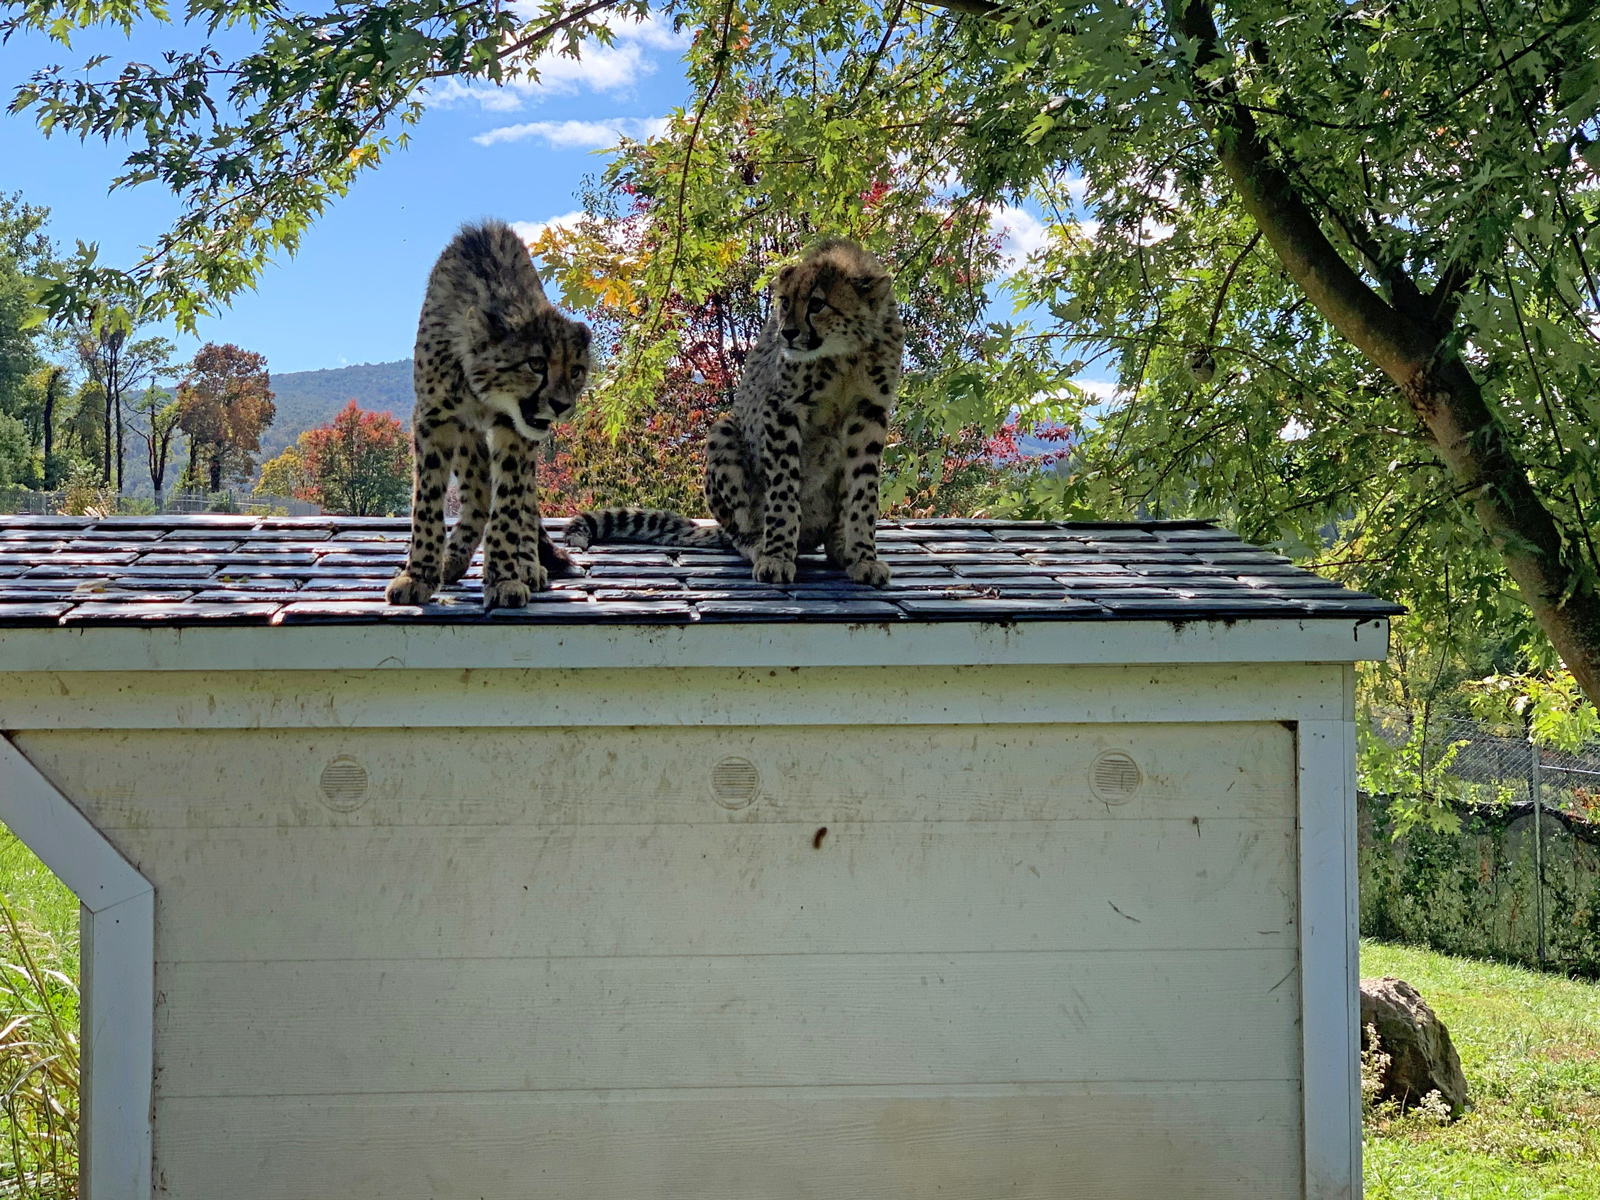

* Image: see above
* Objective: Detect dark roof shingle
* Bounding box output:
[0,516,1402,628]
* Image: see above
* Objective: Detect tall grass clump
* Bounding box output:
[0,829,79,1199]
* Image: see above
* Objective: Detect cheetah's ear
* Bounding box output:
[852,274,893,305]
[774,265,797,288]
[572,322,592,351]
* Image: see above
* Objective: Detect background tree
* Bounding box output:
[72,301,174,491]
[0,193,59,488]
[263,401,410,515]
[0,409,30,487]
[35,364,66,486]
[58,379,105,475]
[0,194,50,415]
[176,343,276,492]
[129,385,184,497]
[256,436,311,501]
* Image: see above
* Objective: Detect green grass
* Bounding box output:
[1362,939,1600,1199]
[0,833,78,979]
[0,824,80,1198]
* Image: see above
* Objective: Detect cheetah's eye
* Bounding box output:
[807,296,826,314]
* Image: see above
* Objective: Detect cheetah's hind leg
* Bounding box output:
[703,415,754,560]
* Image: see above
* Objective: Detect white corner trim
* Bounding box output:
[0,734,153,1200]
[1295,719,1361,1200]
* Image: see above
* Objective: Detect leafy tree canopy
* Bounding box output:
[297,399,411,515]
[176,341,275,490]
[0,193,55,423]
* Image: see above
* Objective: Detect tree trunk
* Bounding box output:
[1175,0,1600,705]
[42,367,58,481]
[115,384,125,494]
[151,428,169,496]
[209,448,223,493]
[102,360,113,486]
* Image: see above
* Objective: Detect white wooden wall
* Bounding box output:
[17,713,1312,1200]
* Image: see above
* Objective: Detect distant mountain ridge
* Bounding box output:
[261,358,413,458]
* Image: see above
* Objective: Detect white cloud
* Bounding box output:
[507,5,686,49]
[1071,379,1121,404]
[1280,417,1311,442]
[989,206,1051,271]
[474,116,669,149]
[511,211,586,246]
[432,10,690,113]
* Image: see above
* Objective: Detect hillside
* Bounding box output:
[260,359,413,458]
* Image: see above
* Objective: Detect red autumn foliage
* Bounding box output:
[297,401,413,516]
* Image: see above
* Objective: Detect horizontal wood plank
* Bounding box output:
[19,721,1295,827]
[135,820,1295,962]
[152,949,1300,1098]
[1,662,1346,729]
[152,1083,1303,1200]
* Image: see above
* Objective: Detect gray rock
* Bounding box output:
[1360,975,1470,1117]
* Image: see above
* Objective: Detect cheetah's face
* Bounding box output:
[462,308,592,442]
[772,259,893,362]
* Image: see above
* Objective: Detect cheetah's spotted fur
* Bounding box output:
[569,238,902,586]
[386,220,591,609]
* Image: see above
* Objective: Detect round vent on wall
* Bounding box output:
[711,756,761,809]
[1089,751,1142,804]
[319,756,370,813]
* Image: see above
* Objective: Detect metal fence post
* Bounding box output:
[1531,736,1546,969]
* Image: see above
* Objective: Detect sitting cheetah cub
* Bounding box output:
[570,238,902,586]
[387,220,592,610]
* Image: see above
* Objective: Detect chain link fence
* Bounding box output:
[1368,710,1600,819]
[0,485,321,517]
[1361,711,1600,974]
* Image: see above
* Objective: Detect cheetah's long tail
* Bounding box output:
[565,508,731,550]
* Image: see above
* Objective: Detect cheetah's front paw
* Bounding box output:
[753,554,796,584]
[386,572,439,606]
[483,579,531,610]
[517,559,550,592]
[846,558,892,588]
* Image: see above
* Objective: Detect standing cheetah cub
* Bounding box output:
[387,220,592,610]
[570,238,902,586]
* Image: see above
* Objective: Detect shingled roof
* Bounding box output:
[0,515,1400,627]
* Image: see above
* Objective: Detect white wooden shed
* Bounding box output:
[0,514,1396,1200]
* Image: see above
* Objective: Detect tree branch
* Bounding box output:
[908,0,1000,19]
[1177,0,1600,703]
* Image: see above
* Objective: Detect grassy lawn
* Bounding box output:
[0,826,80,1198]
[1362,939,1600,1199]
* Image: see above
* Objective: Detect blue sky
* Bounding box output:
[1,13,1075,384]
[1,13,697,374]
